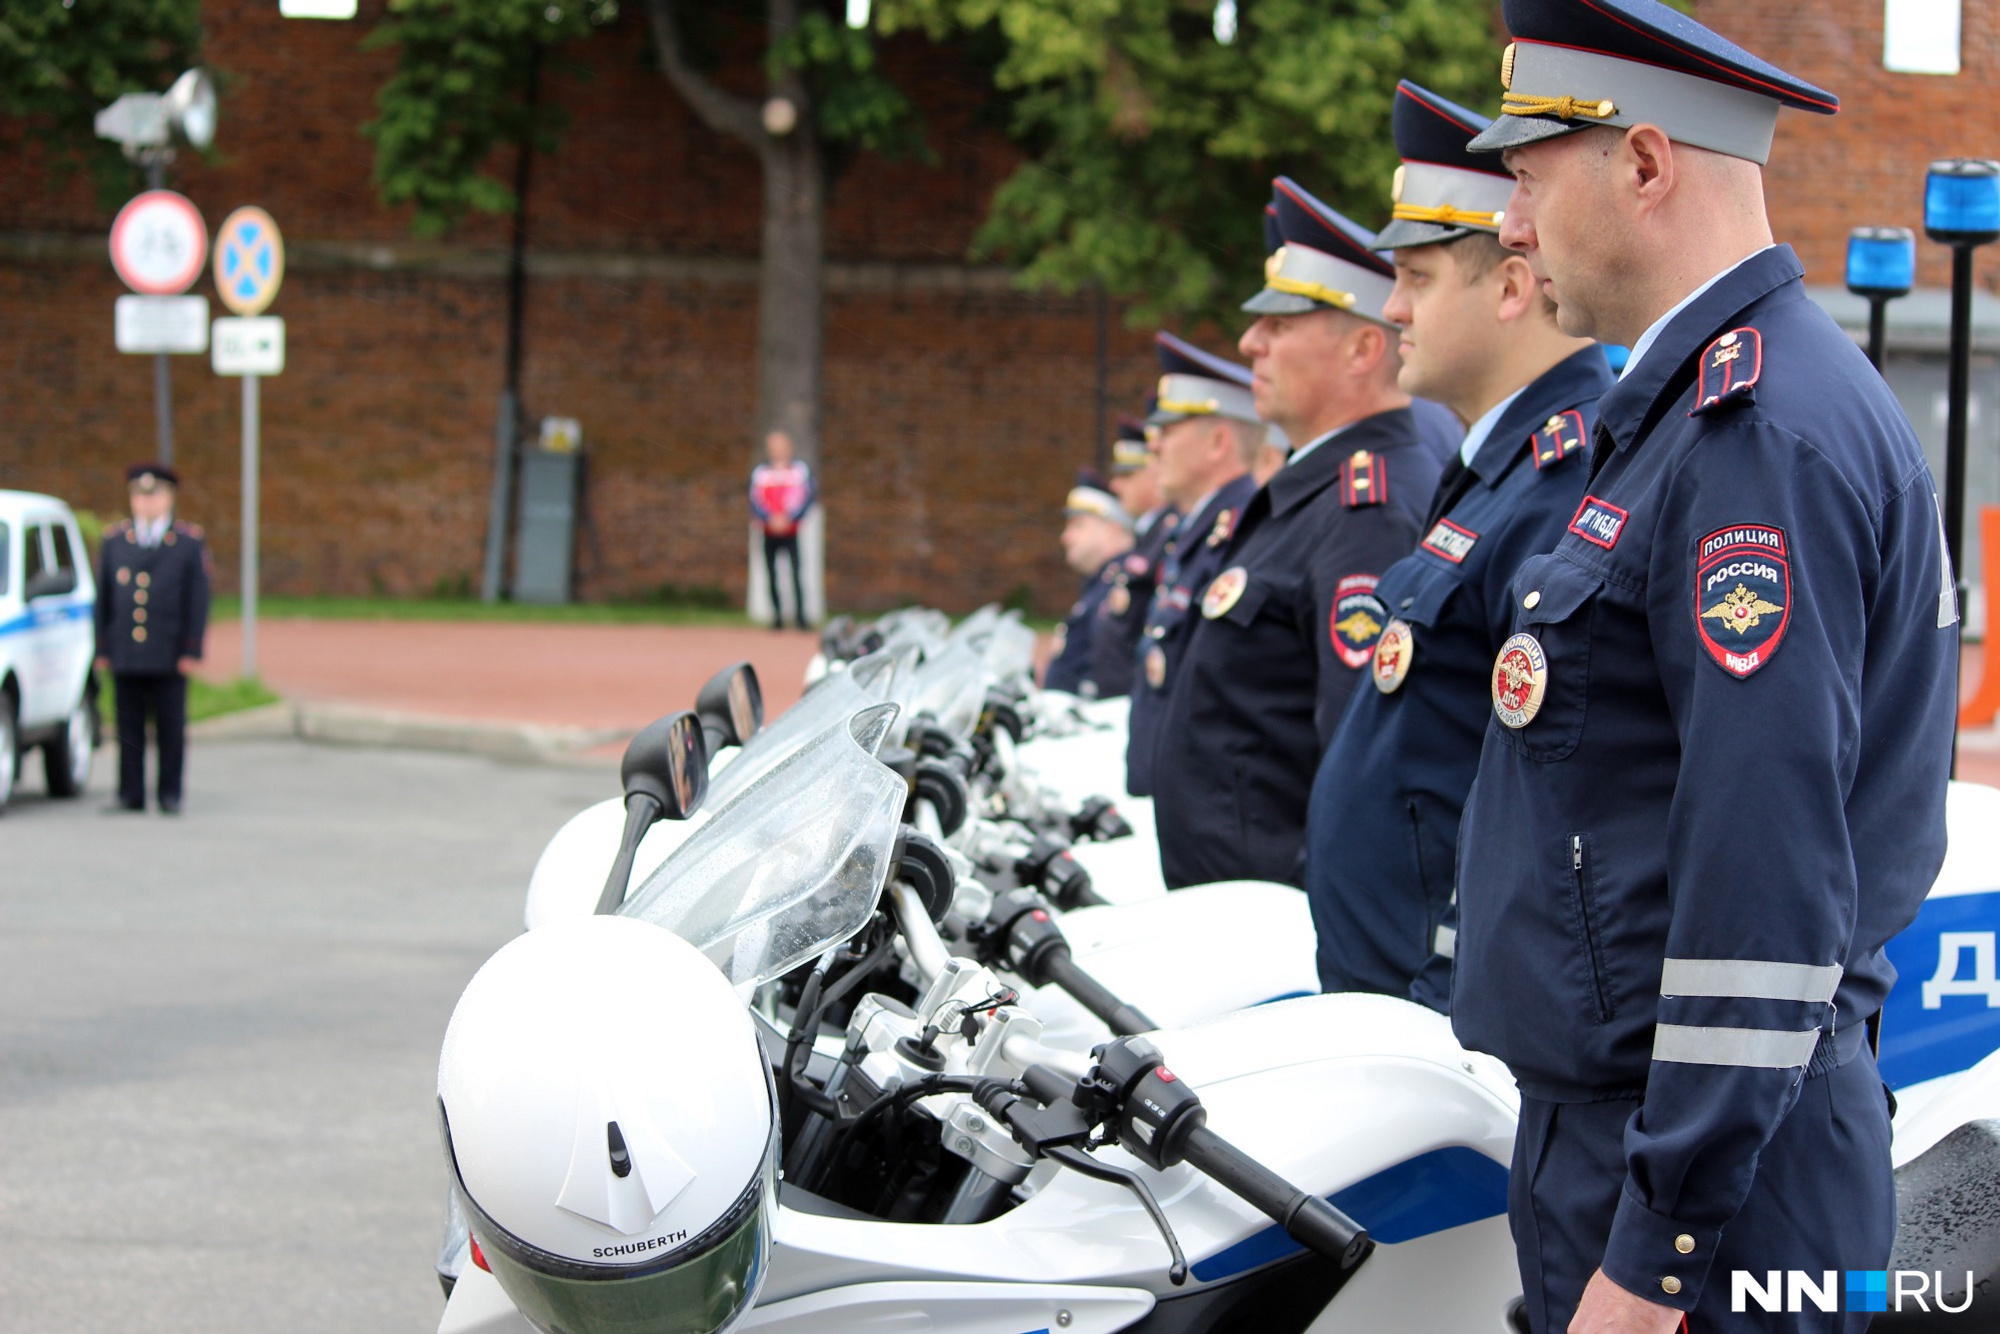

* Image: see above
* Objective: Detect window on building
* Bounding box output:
[1885,0,1962,75]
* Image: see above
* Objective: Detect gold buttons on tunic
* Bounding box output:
[134,609,147,624]
[1661,1277,1682,1296]
[135,590,148,605]
[137,573,151,588]
[133,627,148,643]
[1523,590,1542,610]
[1675,1235,1695,1255]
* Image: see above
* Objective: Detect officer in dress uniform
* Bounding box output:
[1094,418,1180,699]
[1124,334,1263,799]
[1304,81,1613,1008]
[1451,3,1956,1329]
[1041,479,1134,697]
[94,463,212,814]
[1151,181,1444,889]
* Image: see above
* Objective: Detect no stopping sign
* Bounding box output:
[110,191,208,295]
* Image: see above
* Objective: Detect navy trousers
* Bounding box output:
[1510,1052,1894,1333]
[114,672,188,808]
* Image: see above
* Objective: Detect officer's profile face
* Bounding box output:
[1383,245,1489,404]
[1060,513,1124,575]
[1499,130,1621,342]
[1151,418,1215,506]
[1108,464,1161,517]
[129,486,173,523]
[1237,308,1363,435]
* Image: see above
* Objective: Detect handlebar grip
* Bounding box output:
[1180,1125,1371,1270]
[1039,947,1158,1036]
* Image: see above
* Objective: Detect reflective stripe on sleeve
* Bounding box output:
[1434,925,1457,959]
[1651,1023,1821,1069]
[1659,958,1842,1004]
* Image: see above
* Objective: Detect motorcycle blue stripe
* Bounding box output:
[1189,1145,1509,1282]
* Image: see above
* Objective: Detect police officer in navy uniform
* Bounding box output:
[1451,2,1956,1329]
[94,463,212,814]
[1041,479,1134,697]
[1151,181,1445,889]
[1124,334,1262,799]
[1305,82,1613,1007]
[1095,419,1179,700]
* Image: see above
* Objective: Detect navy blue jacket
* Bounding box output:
[1307,346,1614,1005]
[94,518,211,676]
[1043,554,1123,696]
[1125,478,1257,797]
[1089,508,1179,702]
[1153,409,1441,888]
[1452,247,1956,1311]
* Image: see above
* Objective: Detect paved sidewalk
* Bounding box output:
[191,619,822,760]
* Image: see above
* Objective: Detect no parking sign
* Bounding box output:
[213,206,284,316]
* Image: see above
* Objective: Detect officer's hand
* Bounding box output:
[177,657,201,678]
[1569,1270,1683,1334]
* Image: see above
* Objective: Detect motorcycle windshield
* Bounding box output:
[947,604,1002,651]
[619,703,908,988]
[909,643,991,739]
[705,650,897,813]
[877,608,951,657]
[981,611,1037,685]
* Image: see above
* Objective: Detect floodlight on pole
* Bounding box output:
[1843,226,1914,370]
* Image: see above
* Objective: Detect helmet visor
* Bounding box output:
[480,1198,768,1334]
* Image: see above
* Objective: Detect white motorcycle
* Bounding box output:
[436,701,2000,1333]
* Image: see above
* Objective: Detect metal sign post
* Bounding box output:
[212,207,286,681]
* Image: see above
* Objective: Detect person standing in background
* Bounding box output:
[94,463,210,815]
[749,431,815,631]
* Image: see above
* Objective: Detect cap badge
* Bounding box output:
[1373,618,1415,694]
[1264,247,1288,282]
[1390,164,1406,205]
[1500,42,1516,90]
[1492,632,1548,728]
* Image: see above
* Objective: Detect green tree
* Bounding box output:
[877,0,1499,330]
[366,0,923,463]
[0,0,203,197]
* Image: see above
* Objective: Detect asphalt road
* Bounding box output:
[0,738,613,1333]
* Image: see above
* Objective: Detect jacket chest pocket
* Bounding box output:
[1205,569,1273,628]
[1491,556,1601,763]
[1390,565,1462,631]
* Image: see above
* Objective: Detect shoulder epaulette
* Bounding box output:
[1532,410,1588,471]
[1691,327,1762,416]
[108,520,131,536]
[1340,449,1386,509]
[175,520,205,539]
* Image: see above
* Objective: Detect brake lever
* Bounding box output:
[1045,1145,1188,1286]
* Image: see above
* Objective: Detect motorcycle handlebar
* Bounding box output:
[1037,947,1157,1037]
[1179,1124,1371,1271]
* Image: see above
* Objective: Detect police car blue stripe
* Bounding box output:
[1188,1145,1509,1283]
[0,600,93,640]
[1880,888,2000,1089]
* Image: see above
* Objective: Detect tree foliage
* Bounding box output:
[0,0,202,198]
[364,0,620,236]
[877,0,1501,328]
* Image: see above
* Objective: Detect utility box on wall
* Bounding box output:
[513,417,582,604]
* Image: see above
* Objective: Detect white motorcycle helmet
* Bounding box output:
[438,915,775,1334]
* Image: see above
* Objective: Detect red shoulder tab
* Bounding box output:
[175,520,205,539]
[1532,410,1588,471]
[1691,327,1762,416]
[1340,450,1386,509]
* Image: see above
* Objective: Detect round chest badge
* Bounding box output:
[1492,633,1548,729]
[1145,645,1167,689]
[1202,567,1248,620]
[1373,619,1414,694]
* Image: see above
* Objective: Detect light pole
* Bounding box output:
[93,69,217,465]
[1843,226,1914,370]
[1923,159,2000,608]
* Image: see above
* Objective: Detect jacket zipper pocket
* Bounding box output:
[1571,834,1613,1023]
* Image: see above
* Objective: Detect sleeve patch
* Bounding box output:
[1422,518,1479,563]
[1694,525,1790,678]
[1341,450,1387,508]
[1569,495,1629,550]
[1533,410,1588,470]
[1691,328,1762,416]
[1331,573,1385,668]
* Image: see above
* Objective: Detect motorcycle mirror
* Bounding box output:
[694,662,763,753]
[596,711,708,914]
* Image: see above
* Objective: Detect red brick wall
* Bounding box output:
[1701,0,2000,293]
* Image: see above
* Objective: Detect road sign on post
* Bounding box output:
[115,295,209,353]
[110,189,207,465]
[212,207,287,682]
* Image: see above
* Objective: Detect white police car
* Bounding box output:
[0,491,99,812]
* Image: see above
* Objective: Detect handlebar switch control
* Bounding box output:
[1087,1037,1207,1171]
[1070,796,1134,843]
